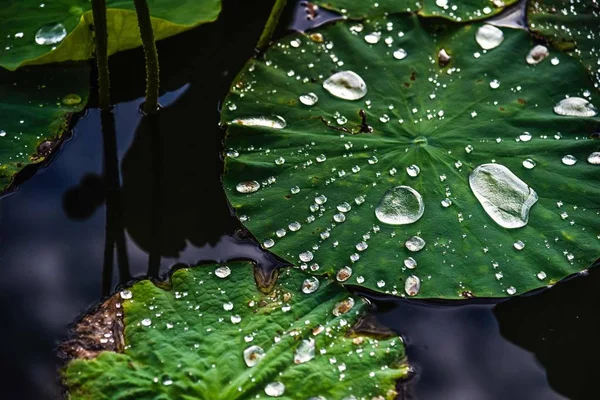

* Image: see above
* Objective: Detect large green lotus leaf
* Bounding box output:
[317,0,519,21]
[0,63,89,193]
[221,14,600,299]
[527,0,600,88]
[0,0,222,71]
[62,262,408,399]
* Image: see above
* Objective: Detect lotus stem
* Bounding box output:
[256,0,288,52]
[91,0,110,109]
[133,0,160,114]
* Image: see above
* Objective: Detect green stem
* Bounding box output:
[256,0,288,52]
[91,0,110,109]
[133,0,160,114]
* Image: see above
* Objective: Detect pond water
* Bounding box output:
[0,1,598,399]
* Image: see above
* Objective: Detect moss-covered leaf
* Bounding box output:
[0,63,89,193]
[527,0,600,88]
[62,262,408,399]
[0,0,222,70]
[221,15,600,299]
[316,0,519,21]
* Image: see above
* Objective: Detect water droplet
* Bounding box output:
[294,338,315,364]
[323,71,367,100]
[436,0,448,6]
[263,239,275,249]
[438,48,451,66]
[274,157,285,165]
[223,302,234,311]
[380,114,390,123]
[215,266,231,278]
[404,257,417,269]
[289,221,301,231]
[299,92,319,106]
[356,241,368,251]
[469,163,538,229]
[356,276,365,284]
[0,130,6,137]
[475,25,504,50]
[364,32,381,44]
[299,251,314,262]
[244,345,265,367]
[265,382,285,397]
[302,277,320,294]
[405,275,420,296]
[513,240,525,250]
[336,266,352,282]
[226,149,239,158]
[141,318,152,326]
[393,49,407,60]
[120,290,132,300]
[537,271,547,280]
[526,45,549,64]
[588,152,600,164]
[561,155,577,166]
[231,315,241,324]
[519,132,532,142]
[276,229,286,238]
[230,116,286,129]
[522,159,536,169]
[465,145,474,154]
[315,195,327,205]
[316,154,327,163]
[553,97,597,117]
[550,57,559,65]
[375,186,425,225]
[236,181,260,194]
[406,164,420,177]
[441,198,452,207]
[506,286,517,295]
[377,280,386,288]
[333,213,346,223]
[35,23,67,45]
[355,196,365,205]
[333,297,355,316]
[368,156,379,164]
[489,79,500,89]
[337,202,351,212]
[405,236,426,252]
[290,186,300,195]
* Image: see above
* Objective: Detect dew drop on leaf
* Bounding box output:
[322,71,367,100]
[405,236,426,252]
[294,338,315,364]
[243,345,265,367]
[404,257,417,269]
[333,297,355,316]
[406,164,420,177]
[513,240,525,250]
[375,186,425,225]
[302,277,320,294]
[215,266,231,278]
[230,116,287,129]
[236,181,260,194]
[336,266,352,282]
[522,159,536,169]
[561,155,577,166]
[526,45,549,65]
[475,25,504,50]
[264,381,285,397]
[405,275,420,296]
[299,92,319,106]
[393,49,407,60]
[553,97,597,117]
[35,23,67,45]
[588,152,600,164]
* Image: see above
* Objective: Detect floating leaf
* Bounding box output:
[316,0,519,21]
[0,63,89,193]
[221,14,600,299]
[527,0,600,88]
[0,0,222,70]
[62,262,408,399]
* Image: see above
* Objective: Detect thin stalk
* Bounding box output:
[133,0,160,114]
[256,0,288,52]
[91,0,110,109]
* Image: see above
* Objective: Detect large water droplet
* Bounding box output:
[323,71,367,100]
[299,251,314,262]
[393,49,407,60]
[553,97,597,117]
[405,236,426,252]
[236,181,260,194]
[244,345,265,367]
[333,297,355,316]
[475,25,504,50]
[215,266,231,278]
[405,275,420,296]
[299,92,319,106]
[35,23,67,45]
[526,45,549,65]
[230,116,287,128]
[265,382,285,397]
[562,155,577,166]
[375,186,425,225]
[294,338,315,364]
[302,277,319,294]
[469,163,538,229]
[588,152,600,164]
[336,266,352,282]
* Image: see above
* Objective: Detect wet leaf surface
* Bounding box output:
[0,63,88,194]
[221,14,600,299]
[0,0,222,70]
[527,0,600,88]
[62,262,408,399]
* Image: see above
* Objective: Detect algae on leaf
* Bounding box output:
[0,0,222,70]
[62,262,408,399]
[527,0,600,88]
[0,63,89,193]
[221,14,600,299]
[317,0,519,21]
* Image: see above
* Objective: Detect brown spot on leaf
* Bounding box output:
[517,98,527,105]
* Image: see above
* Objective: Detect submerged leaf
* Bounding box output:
[0,0,222,70]
[62,262,408,399]
[221,14,600,299]
[0,63,89,193]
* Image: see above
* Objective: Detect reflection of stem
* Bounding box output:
[133,0,160,114]
[256,0,288,52]
[91,0,111,110]
[147,113,162,277]
[101,110,130,295]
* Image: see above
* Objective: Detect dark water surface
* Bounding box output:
[0,1,598,399]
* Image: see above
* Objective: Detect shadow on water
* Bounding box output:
[0,0,597,399]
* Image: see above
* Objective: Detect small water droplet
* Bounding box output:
[299,251,314,262]
[537,271,547,280]
[215,266,231,278]
[299,92,319,106]
[355,241,368,251]
[523,159,536,169]
[588,152,600,164]
[274,157,285,165]
[316,154,327,163]
[337,202,351,212]
[561,155,577,166]
[265,382,285,397]
[393,49,407,60]
[263,239,275,249]
[405,236,426,252]
[223,302,234,311]
[35,23,67,45]
[526,45,549,65]
[289,221,301,231]
[476,25,504,50]
[276,229,286,238]
[236,181,260,194]
[290,186,300,194]
[244,345,265,367]
[231,315,241,324]
[441,198,452,207]
[368,156,378,164]
[406,164,420,177]
[323,71,367,100]
[550,57,559,65]
[333,213,346,223]
[120,290,132,299]
[489,79,500,89]
[506,286,517,295]
[553,97,597,117]
[519,132,532,142]
[141,318,152,327]
[405,275,420,296]
[226,149,239,158]
[465,145,474,153]
[377,280,386,288]
[333,297,355,316]
[513,240,525,250]
[379,114,390,123]
[364,32,381,44]
[336,266,352,282]
[375,186,425,225]
[0,130,6,137]
[294,338,315,364]
[404,257,417,269]
[315,195,327,205]
[302,277,320,294]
